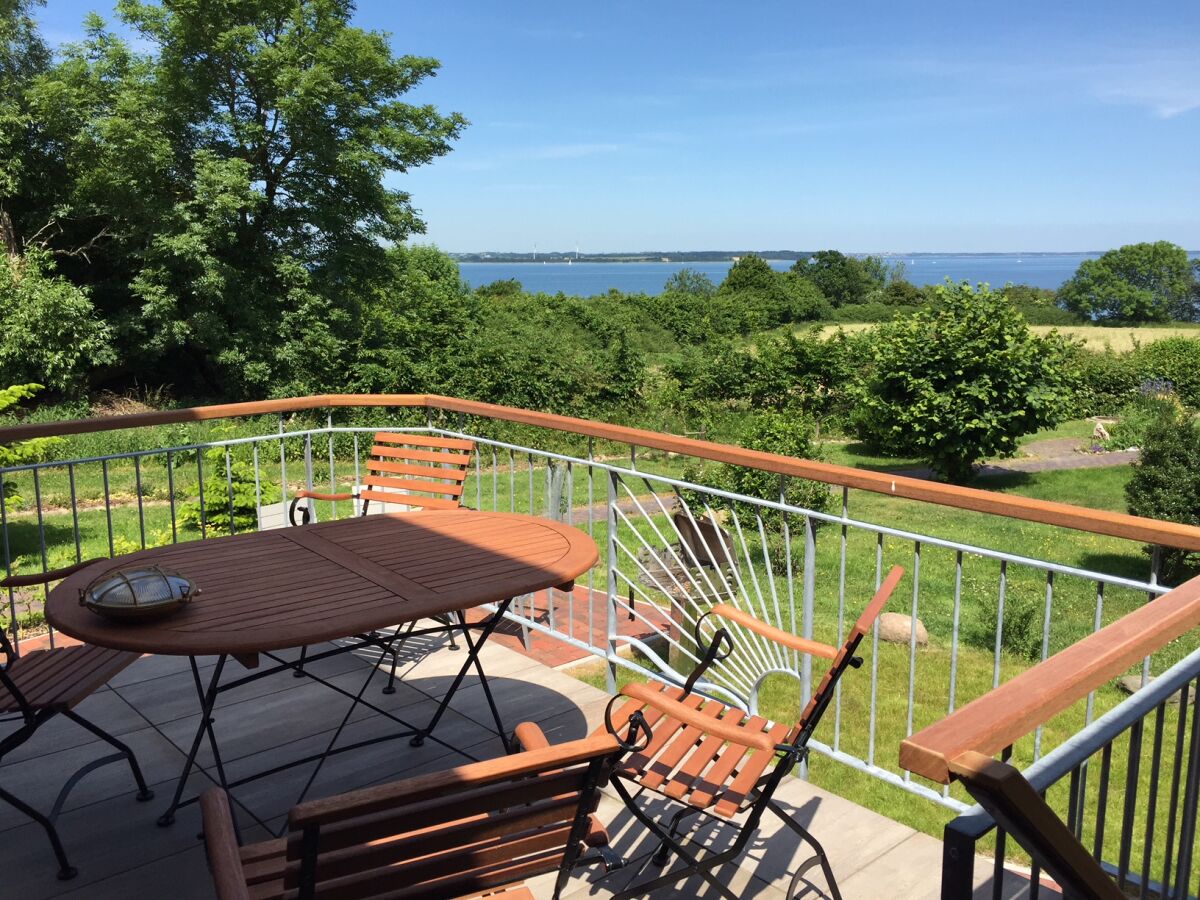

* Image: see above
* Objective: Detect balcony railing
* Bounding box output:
[2,394,1200,842]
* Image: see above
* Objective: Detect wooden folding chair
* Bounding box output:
[288,432,475,525]
[597,565,905,900]
[201,721,644,900]
[0,561,154,879]
[288,432,477,677]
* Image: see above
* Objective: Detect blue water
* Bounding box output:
[459,254,1106,296]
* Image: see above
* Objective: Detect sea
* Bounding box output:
[458,253,1106,296]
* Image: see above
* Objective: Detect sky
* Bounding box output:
[35,1,1200,253]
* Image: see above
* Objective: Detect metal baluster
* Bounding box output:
[0,485,16,656]
[252,443,262,532]
[1174,675,1200,898]
[225,448,237,536]
[781,477,797,676]
[1094,741,1112,860]
[834,485,848,751]
[1034,571,1054,760]
[68,464,81,562]
[32,468,52,648]
[167,451,178,543]
[903,540,921,777]
[327,417,336,520]
[993,559,1007,688]
[197,451,207,540]
[353,433,361,514]
[867,534,883,767]
[101,459,115,554]
[800,515,817,715]
[944,549,964,799]
[1141,702,1167,899]
[1117,719,1143,889]
[606,470,619,694]
[1162,679,1190,898]
[587,439,595,651]
[134,456,146,548]
[278,416,288,524]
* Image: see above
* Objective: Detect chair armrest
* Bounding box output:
[851,565,906,637]
[709,603,839,660]
[620,682,776,751]
[293,489,356,502]
[512,721,551,752]
[200,789,251,900]
[0,558,105,589]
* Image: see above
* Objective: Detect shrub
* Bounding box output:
[851,281,1078,482]
[1125,412,1200,583]
[179,442,280,534]
[1103,390,1187,451]
[0,249,114,396]
[679,412,833,530]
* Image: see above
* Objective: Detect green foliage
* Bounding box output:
[791,250,886,307]
[0,382,60,502]
[179,442,281,534]
[1072,337,1200,415]
[716,255,829,331]
[1104,391,1187,451]
[851,281,1078,482]
[7,0,465,397]
[882,279,922,306]
[680,412,833,538]
[0,248,114,395]
[1125,411,1200,582]
[973,587,1045,660]
[1060,242,1197,323]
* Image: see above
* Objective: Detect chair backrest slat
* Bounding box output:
[358,432,475,512]
[282,736,617,900]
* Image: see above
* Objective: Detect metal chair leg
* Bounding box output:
[0,784,77,879]
[293,644,308,678]
[62,709,154,802]
[768,799,843,900]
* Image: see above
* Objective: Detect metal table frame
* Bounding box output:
[157,597,516,836]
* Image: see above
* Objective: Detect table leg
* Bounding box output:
[409,597,515,751]
[157,655,228,830]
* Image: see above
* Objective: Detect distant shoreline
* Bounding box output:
[453,251,1198,265]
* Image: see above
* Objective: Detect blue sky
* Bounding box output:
[36,1,1200,252]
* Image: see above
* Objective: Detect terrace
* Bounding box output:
[2,394,1199,899]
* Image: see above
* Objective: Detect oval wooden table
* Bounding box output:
[45,510,599,828]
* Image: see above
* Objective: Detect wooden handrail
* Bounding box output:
[900,571,1200,785]
[2,393,1200,550]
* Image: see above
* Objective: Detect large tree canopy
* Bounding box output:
[1059,241,1197,323]
[4,0,465,397]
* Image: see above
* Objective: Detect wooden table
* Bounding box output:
[45,510,598,829]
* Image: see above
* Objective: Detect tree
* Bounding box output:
[0,383,60,503]
[1125,411,1200,582]
[851,281,1078,482]
[1059,242,1197,323]
[0,0,50,255]
[791,250,878,307]
[12,1,465,397]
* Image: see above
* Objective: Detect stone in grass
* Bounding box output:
[878,612,928,647]
[1116,674,1195,705]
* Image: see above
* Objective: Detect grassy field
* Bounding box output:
[816,322,1200,351]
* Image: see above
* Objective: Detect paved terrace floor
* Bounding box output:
[1,629,1052,899]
